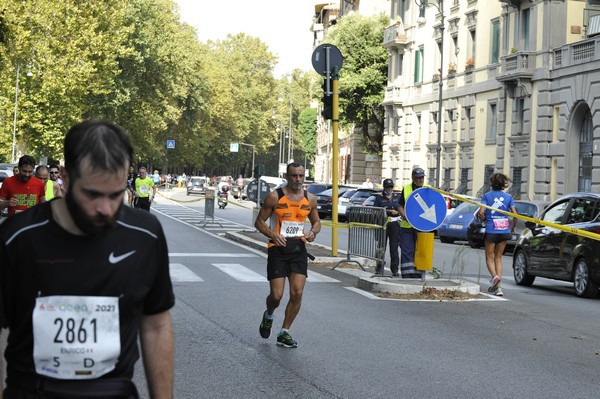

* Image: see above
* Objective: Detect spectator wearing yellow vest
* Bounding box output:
[35,165,62,201]
[398,167,427,279]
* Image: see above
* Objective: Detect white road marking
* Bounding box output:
[152,206,267,258]
[212,263,266,282]
[170,263,204,282]
[308,271,339,282]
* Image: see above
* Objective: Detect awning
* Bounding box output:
[587,15,600,37]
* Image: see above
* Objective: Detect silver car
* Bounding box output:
[186,176,207,196]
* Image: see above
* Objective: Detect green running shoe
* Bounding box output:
[277,331,298,348]
[259,311,272,339]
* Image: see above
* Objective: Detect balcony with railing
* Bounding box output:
[383,84,408,106]
[384,134,402,150]
[553,35,600,69]
[496,50,536,84]
[383,22,409,50]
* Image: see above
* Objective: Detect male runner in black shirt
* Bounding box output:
[0,120,175,399]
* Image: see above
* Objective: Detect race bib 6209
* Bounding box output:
[280,221,304,238]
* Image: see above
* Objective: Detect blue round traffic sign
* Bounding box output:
[404,187,448,232]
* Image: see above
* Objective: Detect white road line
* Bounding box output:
[151,208,268,259]
[308,271,339,282]
[170,263,204,282]
[212,263,266,282]
[170,253,258,258]
[153,200,250,229]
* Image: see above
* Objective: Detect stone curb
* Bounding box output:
[224,231,480,295]
[357,275,481,295]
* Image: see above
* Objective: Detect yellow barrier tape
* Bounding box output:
[320,221,350,229]
[320,220,388,230]
[428,187,600,242]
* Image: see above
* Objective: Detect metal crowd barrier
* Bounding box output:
[332,206,388,274]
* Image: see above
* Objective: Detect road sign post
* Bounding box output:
[404,187,448,276]
[312,43,343,256]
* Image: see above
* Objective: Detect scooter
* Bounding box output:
[218,189,228,209]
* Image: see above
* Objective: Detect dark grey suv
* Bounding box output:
[513,192,600,298]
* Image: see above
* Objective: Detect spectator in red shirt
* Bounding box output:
[0,155,46,217]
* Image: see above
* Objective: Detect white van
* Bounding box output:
[258,175,286,186]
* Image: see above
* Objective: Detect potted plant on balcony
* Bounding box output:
[448,62,457,75]
[465,57,475,70]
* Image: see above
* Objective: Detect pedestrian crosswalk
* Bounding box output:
[169,260,339,283]
[152,204,249,233]
[212,263,266,282]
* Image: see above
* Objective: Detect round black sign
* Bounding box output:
[312,44,343,76]
[246,179,271,203]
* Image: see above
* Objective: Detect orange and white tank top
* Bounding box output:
[268,188,311,248]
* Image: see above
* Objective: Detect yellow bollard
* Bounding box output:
[414,232,434,271]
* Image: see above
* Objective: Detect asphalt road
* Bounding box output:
[129,191,600,398]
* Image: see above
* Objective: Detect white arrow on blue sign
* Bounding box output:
[167,140,175,149]
[404,187,448,232]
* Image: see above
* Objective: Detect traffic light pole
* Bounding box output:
[331,67,340,257]
[312,43,343,257]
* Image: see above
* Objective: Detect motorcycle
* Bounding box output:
[218,188,228,209]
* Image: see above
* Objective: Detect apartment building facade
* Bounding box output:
[383,0,600,201]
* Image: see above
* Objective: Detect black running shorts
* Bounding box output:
[484,233,512,243]
[267,240,308,280]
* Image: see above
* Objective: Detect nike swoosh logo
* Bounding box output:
[108,250,136,264]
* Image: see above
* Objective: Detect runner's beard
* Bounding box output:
[65,190,122,236]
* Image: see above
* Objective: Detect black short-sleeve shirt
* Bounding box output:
[0,202,175,385]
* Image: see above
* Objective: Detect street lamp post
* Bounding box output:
[277,121,284,177]
[12,63,33,163]
[12,65,22,164]
[288,93,293,163]
[416,0,444,188]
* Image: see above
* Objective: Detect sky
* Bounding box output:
[174,0,317,77]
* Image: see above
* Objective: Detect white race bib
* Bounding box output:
[139,185,149,195]
[280,221,304,238]
[33,296,121,380]
[492,218,510,230]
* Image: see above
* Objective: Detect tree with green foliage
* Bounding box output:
[200,33,278,176]
[296,107,317,166]
[107,0,209,171]
[0,0,310,177]
[265,70,321,175]
[325,13,388,154]
[0,0,132,162]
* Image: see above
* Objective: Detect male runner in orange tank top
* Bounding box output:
[254,162,321,348]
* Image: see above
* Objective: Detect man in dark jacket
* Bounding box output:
[373,178,402,276]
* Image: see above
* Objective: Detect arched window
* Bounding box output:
[578,109,593,192]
